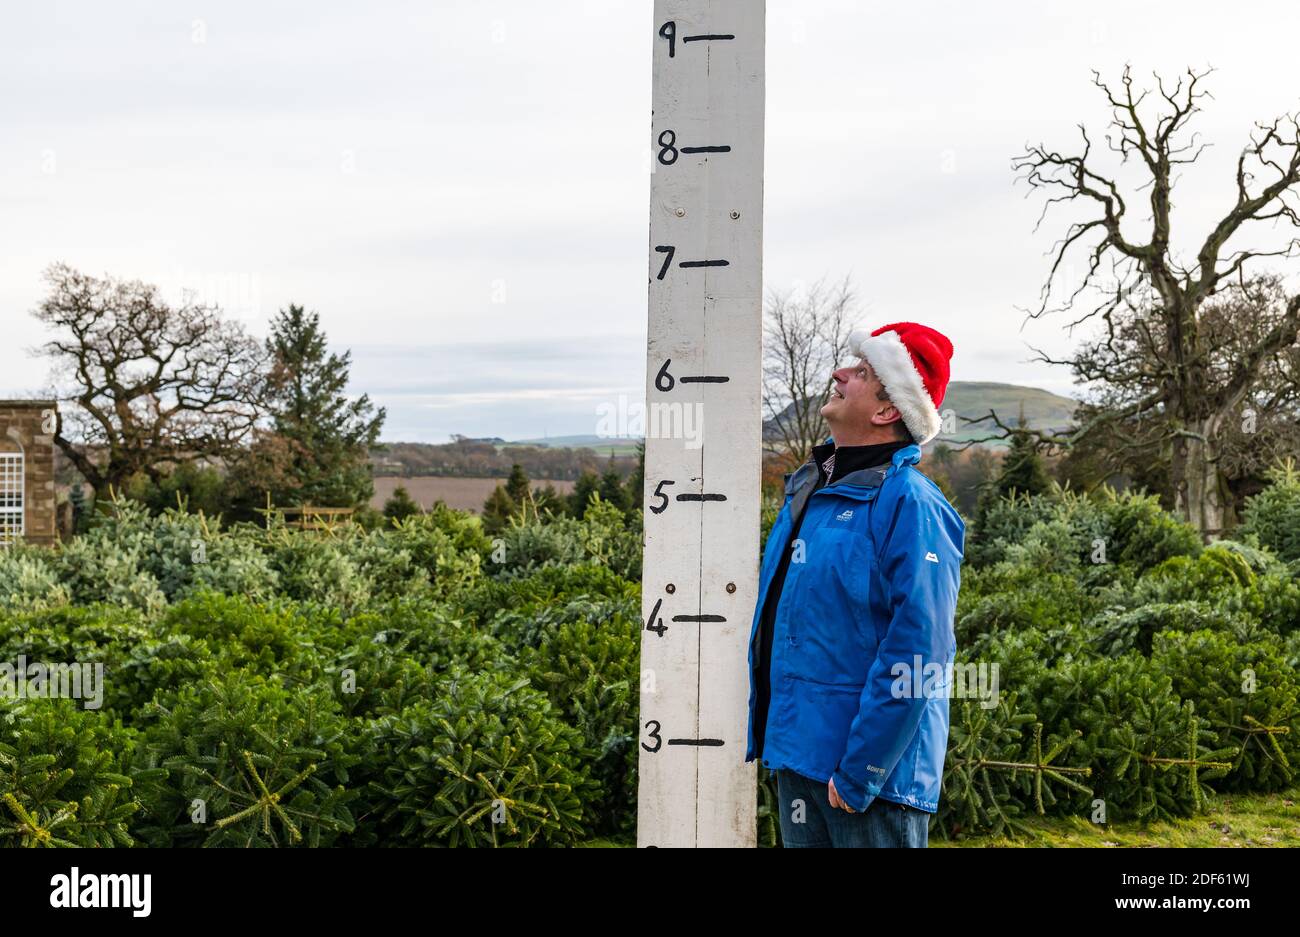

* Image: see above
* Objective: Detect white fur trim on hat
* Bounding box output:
[849,328,943,445]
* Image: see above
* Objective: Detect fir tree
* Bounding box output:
[568,471,599,519]
[262,304,386,508]
[972,412,1052,535]
[531,482,565,518]
[382,485,421,522]
[69,483,88,533]
[481,485,516,535]
[628,440,646,513]
[598,453,631,512]
[994,411,1051,499]
[504,463,531,505]
[938,691,1093,840]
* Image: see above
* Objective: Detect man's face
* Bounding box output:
[820,356,899,433]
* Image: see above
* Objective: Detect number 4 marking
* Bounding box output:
[645,598,667,637]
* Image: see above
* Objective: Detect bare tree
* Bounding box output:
[33,263,268,495]
[1057,273,1300,517]
[1000,65,1300,537]
[762,274,858,468]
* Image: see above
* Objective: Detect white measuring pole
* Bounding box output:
[637,0,765,849]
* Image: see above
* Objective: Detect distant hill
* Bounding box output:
[371,439,636,481]
[764,380,1077,448]
[371,382,1077,477]
[511,434,642,456]
[937,381,1077,444]
[506,383,1076,452]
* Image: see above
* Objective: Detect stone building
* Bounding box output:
[0,401,59,547]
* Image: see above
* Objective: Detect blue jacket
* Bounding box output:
[745,442,965,813]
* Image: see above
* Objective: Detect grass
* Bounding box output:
[584,787,1300,847]
[932,786,1300,847]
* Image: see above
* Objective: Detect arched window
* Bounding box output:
[0,452,23,546]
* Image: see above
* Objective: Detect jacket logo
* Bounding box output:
[925,551,939,563]
[836,509,854,521]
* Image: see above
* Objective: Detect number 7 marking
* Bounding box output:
[654,245,676,280]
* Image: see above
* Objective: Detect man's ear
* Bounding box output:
[870,402,903,428]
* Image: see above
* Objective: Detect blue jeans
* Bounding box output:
[776,769,930,847]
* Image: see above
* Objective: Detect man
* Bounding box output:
[745,321,964,848]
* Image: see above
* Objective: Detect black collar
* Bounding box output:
[813,439,911,485]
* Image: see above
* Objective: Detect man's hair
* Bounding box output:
[874,383,914,443]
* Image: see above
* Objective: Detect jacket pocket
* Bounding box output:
[786,677,865,777]
[817,525,874,610]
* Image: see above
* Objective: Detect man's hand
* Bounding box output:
[828,777,856,813]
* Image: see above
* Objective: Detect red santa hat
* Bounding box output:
[848,321,953,445]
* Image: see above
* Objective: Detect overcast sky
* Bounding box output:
[4,1,1299,442]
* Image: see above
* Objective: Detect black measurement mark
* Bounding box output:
[651,481,727,512]
[659,20,735,58]
[657,129,678,165]
[671,614,727,623]
[654,246,729,280]
[649,479,674,514]
[653,245,675,279]
[658,21,677,57]
[645,597,667,637]
[643,720,726,752]
[655,359,675,391]
[655,359,730,390]
[657,130,730,164]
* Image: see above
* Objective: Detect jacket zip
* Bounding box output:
[749,477,885,760]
